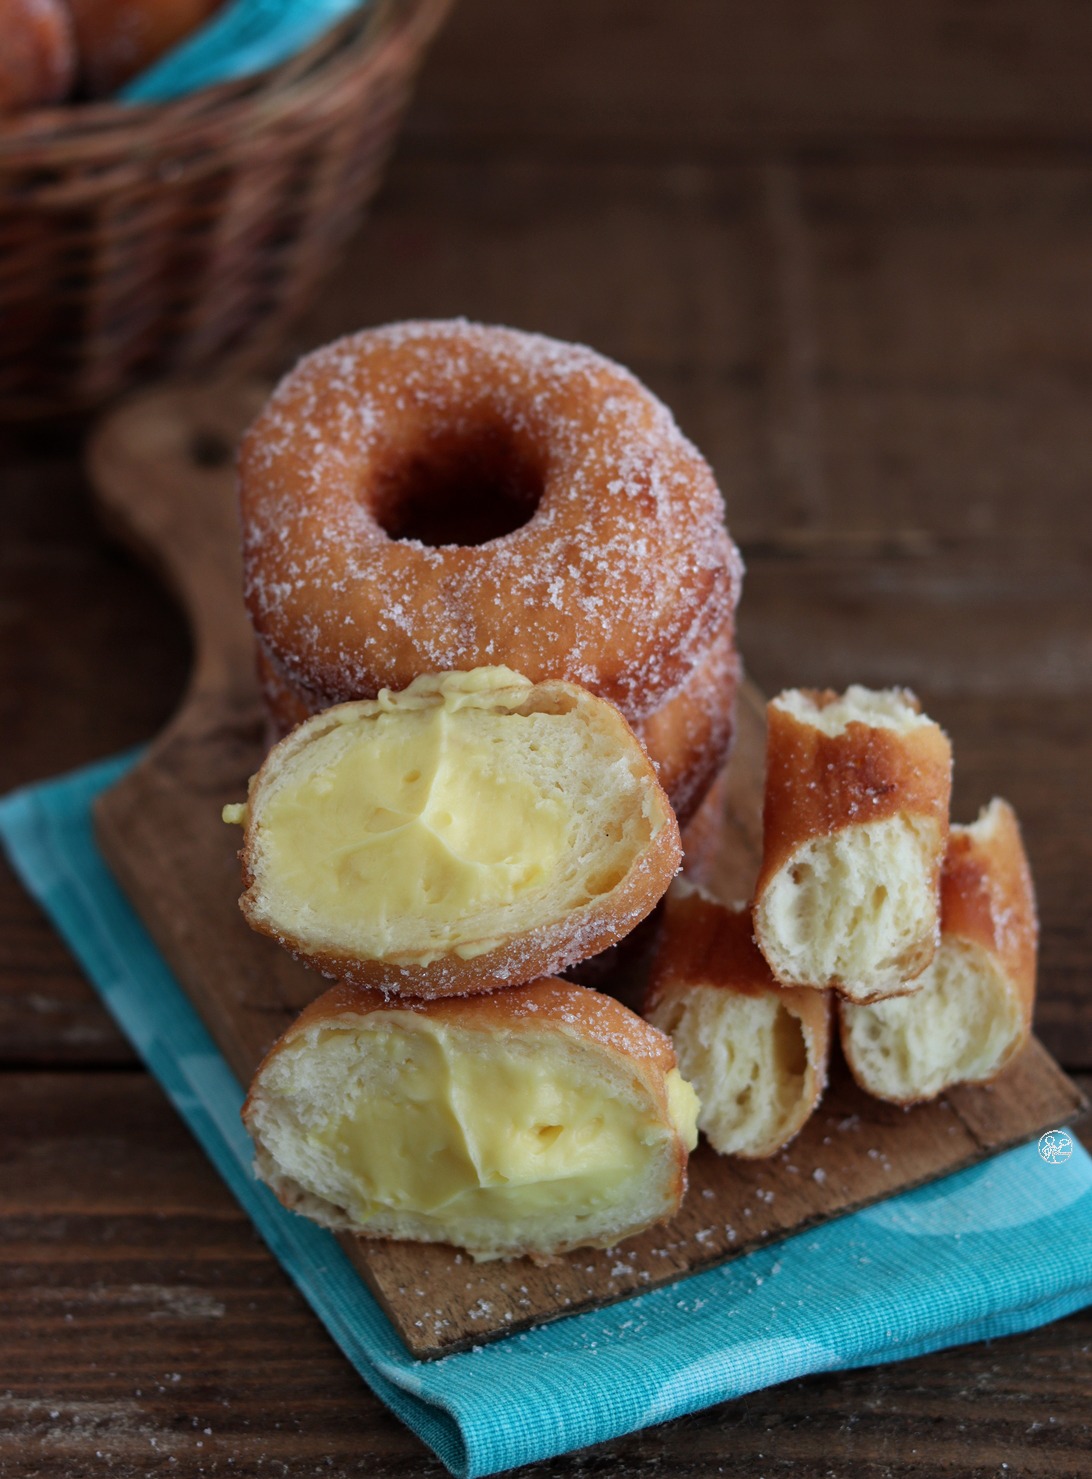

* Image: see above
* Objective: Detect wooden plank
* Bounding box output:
[0,864,134,1065]
[1,1071,1090,1478]
[798,161,1092,540]
[81,383,1087,1358]
[406,1,1092,150]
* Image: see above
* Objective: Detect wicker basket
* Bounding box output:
[0,0,451,420]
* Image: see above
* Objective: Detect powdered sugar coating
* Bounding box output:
[240,320,742,720]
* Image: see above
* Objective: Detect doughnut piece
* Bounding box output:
[646,884,830,1158]
[224,667,682,998]
[0,0,75,112]
[753,686,952,1002]
[242,978,700,1260]
[254,618,741,828]
[240,320,742,726]
[69,0,225,96]
[841,799,1037,1104]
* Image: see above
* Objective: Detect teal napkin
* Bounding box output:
[3,755,1091,1478]
[120,0,369,103]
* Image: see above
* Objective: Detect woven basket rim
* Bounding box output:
[0,0,432,153]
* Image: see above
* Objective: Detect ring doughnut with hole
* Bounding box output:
[240,320,743,814]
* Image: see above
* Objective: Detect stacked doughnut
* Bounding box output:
[240,320,743,828]
[229,321,745,1260]
[647,684,1038,1162]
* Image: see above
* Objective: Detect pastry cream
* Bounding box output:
[231,670,577,952]
[284,1019,699,1230]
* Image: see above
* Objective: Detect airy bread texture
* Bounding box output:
[243,978,700,1261]
[841,799,1037,1104]
[645,884,831,1158]
[753,685,952,1002]
[226,667,682,998]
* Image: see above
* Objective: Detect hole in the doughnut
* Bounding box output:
[368,422,543,546]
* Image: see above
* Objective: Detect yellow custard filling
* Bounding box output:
[277,1020,699,1230]
[236,670,589,958]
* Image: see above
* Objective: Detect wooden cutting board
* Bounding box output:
[87,381,1088,1359]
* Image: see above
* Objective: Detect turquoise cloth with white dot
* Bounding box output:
[2,754,1090,1478]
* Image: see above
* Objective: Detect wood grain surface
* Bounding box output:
[3,0,1092,1469]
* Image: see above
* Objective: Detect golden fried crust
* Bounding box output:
[256,641,316,732]
[678,766,730,888]
[938,799,1038,1038]
[239,320,741,723]
[645,886,831,1049]
[632,624,740,826]
[754,691,953,897]
[234,678,684,999]
[256,622,739,830]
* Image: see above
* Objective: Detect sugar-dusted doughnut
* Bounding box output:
[253,616,740,826]
[224,668,682,999]
[242,977,700,1260]
[240,319,742,736]
[841,799,1037,1104]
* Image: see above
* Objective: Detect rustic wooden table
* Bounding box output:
[3,3,1091,1474]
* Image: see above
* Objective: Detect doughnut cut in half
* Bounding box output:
[753,686,952,1003]
[841,799,1037,1104]
[224,667,682,998]
[645,884,831,1158]
[242,978,700,1261]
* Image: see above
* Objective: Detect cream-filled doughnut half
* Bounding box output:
[753,686,952,1002]
[646,884,830,1158]
[239,320,742,807]
[224,668,682,998]
[841,799,1037,1104]
[243,978,700,1260]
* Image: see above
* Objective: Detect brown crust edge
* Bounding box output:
[752,692,953,995]
[755,693,953,887]
[839,798,1039,1106]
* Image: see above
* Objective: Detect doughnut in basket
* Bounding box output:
[645,883,830,1158]
[224,667,682,999]
[840,799,1037,1104]
[238,320,743,826]
[753,686,952,1002]
[0,0,76,112]
[242,978,700,1261]
[68,0,225,96]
